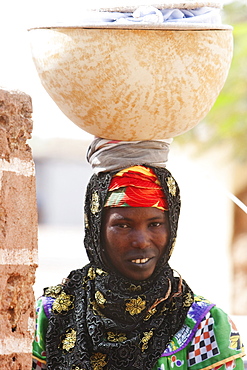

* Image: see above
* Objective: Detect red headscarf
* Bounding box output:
[104,166,168,211]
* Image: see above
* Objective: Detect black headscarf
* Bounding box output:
[45,166,194,370]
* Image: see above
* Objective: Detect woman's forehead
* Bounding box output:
[102,206,167,221]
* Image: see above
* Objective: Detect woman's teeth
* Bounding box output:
[131,258,149,264]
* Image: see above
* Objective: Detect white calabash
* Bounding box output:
[29,25,233,140]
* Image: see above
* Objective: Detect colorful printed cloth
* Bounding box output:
[32,296,53,369]
[104,166,168,210]
[32,296,245,370]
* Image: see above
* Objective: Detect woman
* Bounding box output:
[32,165,245,370]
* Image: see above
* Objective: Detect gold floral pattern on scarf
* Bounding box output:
[95,291,106,307]
[160,303,169,314]
[140,329,154,352]
[71,366,86,370]
[194,296,212,304]
[53,292,74,314]
[125,296,146,316]
[107,331,127,343]
[183,292,194,307]
[88,267,96,280]
[44,285,63,298]
[61,328,77,352]
[144,307,157,321]
[161,300,177,314]
[90,300,105,317]
[90,352,107,370]
[86,268,108,283]
[96,268,108,276]
[84,212,89,229]
[91,191,100,215]
[128,283,142,292]
[166,177,176,196]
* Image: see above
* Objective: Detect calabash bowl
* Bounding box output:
[29,25,233,140]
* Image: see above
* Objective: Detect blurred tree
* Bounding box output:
[223,1,247,24]
[175,1,247,163]
[180,1,247,315]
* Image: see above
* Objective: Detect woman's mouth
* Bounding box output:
[131,258,150,264]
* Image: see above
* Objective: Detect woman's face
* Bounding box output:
[101,207,170,281]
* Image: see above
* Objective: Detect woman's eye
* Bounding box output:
[150,222,161,227]
[117,224,129,228]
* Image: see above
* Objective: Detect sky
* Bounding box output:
[0,0,232,140]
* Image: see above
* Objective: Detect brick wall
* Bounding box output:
[0,89,38,369]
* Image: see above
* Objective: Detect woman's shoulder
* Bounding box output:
[162,295,245,355]
[162,295,215,355]
[35,265,91,318]
[159,295,245,369]
[153,296,245,370]
[36,284,67,320]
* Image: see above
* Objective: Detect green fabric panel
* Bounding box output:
[234,357,245,370]
[152,352,245,370]
[32,297,48,362]
[153,348,188,370]
[189,307,244,370]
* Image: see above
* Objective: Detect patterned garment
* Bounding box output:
[32,166,245,370]
[34,168,245,370]
[32,296,245,370]
[187,312,220,367]
[32,296,53,366]
[32,359,47,370]
[34,167,195,370]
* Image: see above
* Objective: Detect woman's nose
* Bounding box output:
[131,229,150,249]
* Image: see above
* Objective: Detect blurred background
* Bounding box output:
[0,0,247,343]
